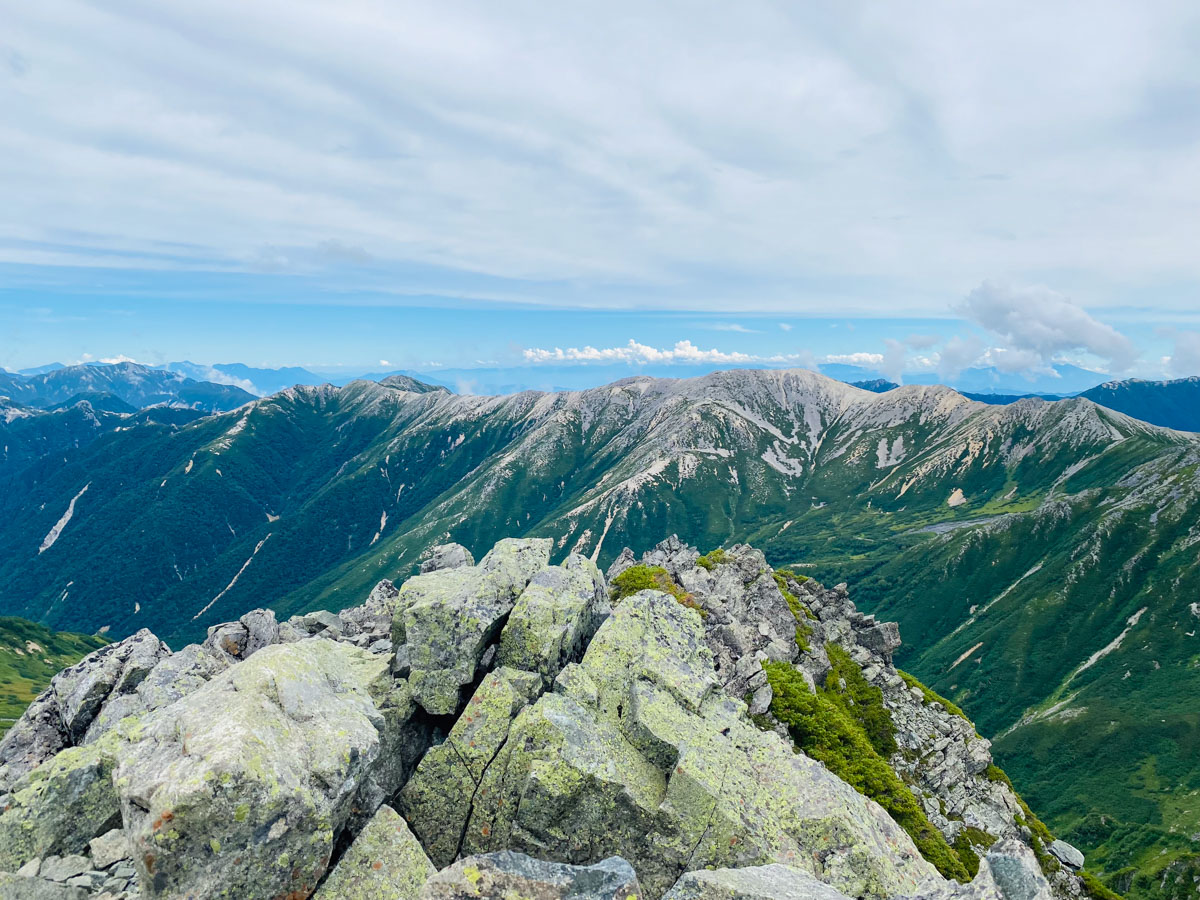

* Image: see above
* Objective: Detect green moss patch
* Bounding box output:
[610,565,705,617]
[695,548,729,571]
[763,659,970,882]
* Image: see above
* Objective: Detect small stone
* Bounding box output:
[16,858,41,878]
[1048,839,1085,870]
[420,851,643,900]
[39,855,90,882]
[662,864,854,900]
[748,683,773,716]
[88,829,129,869]
[0,872,90,898]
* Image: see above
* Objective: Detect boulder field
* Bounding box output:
[0,538,1083,900]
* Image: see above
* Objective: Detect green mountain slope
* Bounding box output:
[0,616,108,736]
[1080,376,1200,433]
[0,367,1197,896]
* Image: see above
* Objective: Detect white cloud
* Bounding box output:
[1165,331,1200,377]
[379,359,391,367]
[2,3,1199,314]
[937,335,986,379]
[702,323,759,333]
[957,281,1137,373]
[98,354,139,365]
[818,352,885,367]
[778,323,793,332]
[522,339,810,366]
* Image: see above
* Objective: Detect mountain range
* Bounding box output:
[0,362,255,412]
[1,365,1198,899]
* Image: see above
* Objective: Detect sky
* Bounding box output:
[2,1,1199,385]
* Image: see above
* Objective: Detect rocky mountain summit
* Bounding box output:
[0,536,1088,900]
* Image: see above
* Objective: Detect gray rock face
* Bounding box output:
[420,851,643,900]
[0,735,124,871]
[0,630,170,793]
[496,554,609,685]
[312,805,435,900]
[112,641,420,900]
[398,538,551,714]
[662,864,856,900]
[986,840,1054,900]
[53,629,169,745]
[399,667,543,867]
[420,543,475,574]
[1047,841,1084,871]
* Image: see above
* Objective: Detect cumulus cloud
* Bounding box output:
[522,339,810,366]
[818,352,885,367]
[957,281,1137,373]
[937,335,986,379]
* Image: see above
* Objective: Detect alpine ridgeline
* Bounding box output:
[4,368,1199,896]
[0,537,1087,900]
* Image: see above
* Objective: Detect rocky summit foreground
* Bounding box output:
[0,537,1088,900]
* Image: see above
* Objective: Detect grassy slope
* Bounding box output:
[0,616,108,737]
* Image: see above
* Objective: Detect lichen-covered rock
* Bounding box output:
[420,544,475,574]
[312,805,435,900]
[398,538,551,715]
[461,590,940,900]
[0,630,169,792]
[52,630,169,745]
[496,554,609,685]
[112,640,418,900]
[399,666,543,867]
[0,872,89,899]
[0,733,123,871]
[985,841,1053,900]
[619,538,1036,872]
[420,851,643,900]
[662,864,855,900]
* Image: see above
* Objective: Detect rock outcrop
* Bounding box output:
[0,535,1083,900]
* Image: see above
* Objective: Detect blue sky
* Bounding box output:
[2,1,1199,383]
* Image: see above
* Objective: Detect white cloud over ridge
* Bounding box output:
[522,340,811,366]
[957,281,1137,373]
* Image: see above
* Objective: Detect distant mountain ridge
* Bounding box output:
[0,362,255,412]
[1078,375,1200,432]
[0,366,1197,897]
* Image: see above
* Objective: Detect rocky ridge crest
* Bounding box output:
[0,536,1081,900]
